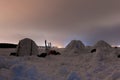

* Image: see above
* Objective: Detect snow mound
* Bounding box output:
[11,63,39,80]
[0,45,120,80]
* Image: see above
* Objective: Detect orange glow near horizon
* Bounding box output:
[57,45,63,48]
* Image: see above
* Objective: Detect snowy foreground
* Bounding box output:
[0,48,120,80]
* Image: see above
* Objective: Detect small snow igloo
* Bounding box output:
[92,40,118,62]
[16,38,39,56]
[93,40,111,50]
[65,40,85,53]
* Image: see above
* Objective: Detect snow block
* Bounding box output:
[59,67,68,75]
[112,72,120,80]
[11,63,39,80]
[67,72,81,80]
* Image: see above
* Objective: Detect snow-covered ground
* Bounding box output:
[0,48,120,80]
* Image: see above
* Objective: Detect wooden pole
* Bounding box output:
[45,40,48,53]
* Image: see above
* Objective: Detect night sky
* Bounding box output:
[0,0,120,47]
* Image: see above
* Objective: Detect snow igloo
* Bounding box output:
[65,40,85,53]
[93,40,111,50]
[16,38,39,56]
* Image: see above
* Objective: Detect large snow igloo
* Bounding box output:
[16,38,39,56]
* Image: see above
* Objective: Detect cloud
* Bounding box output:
[86,26,120,45]
[0,0,120,47]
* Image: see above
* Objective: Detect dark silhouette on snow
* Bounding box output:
[10,52,18,56]
[37,53,47,58]
[48,50,61,55]
[37,50,61,58]
[114,47,118,49]
[91,49,96,53]
[117,54,120,58]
